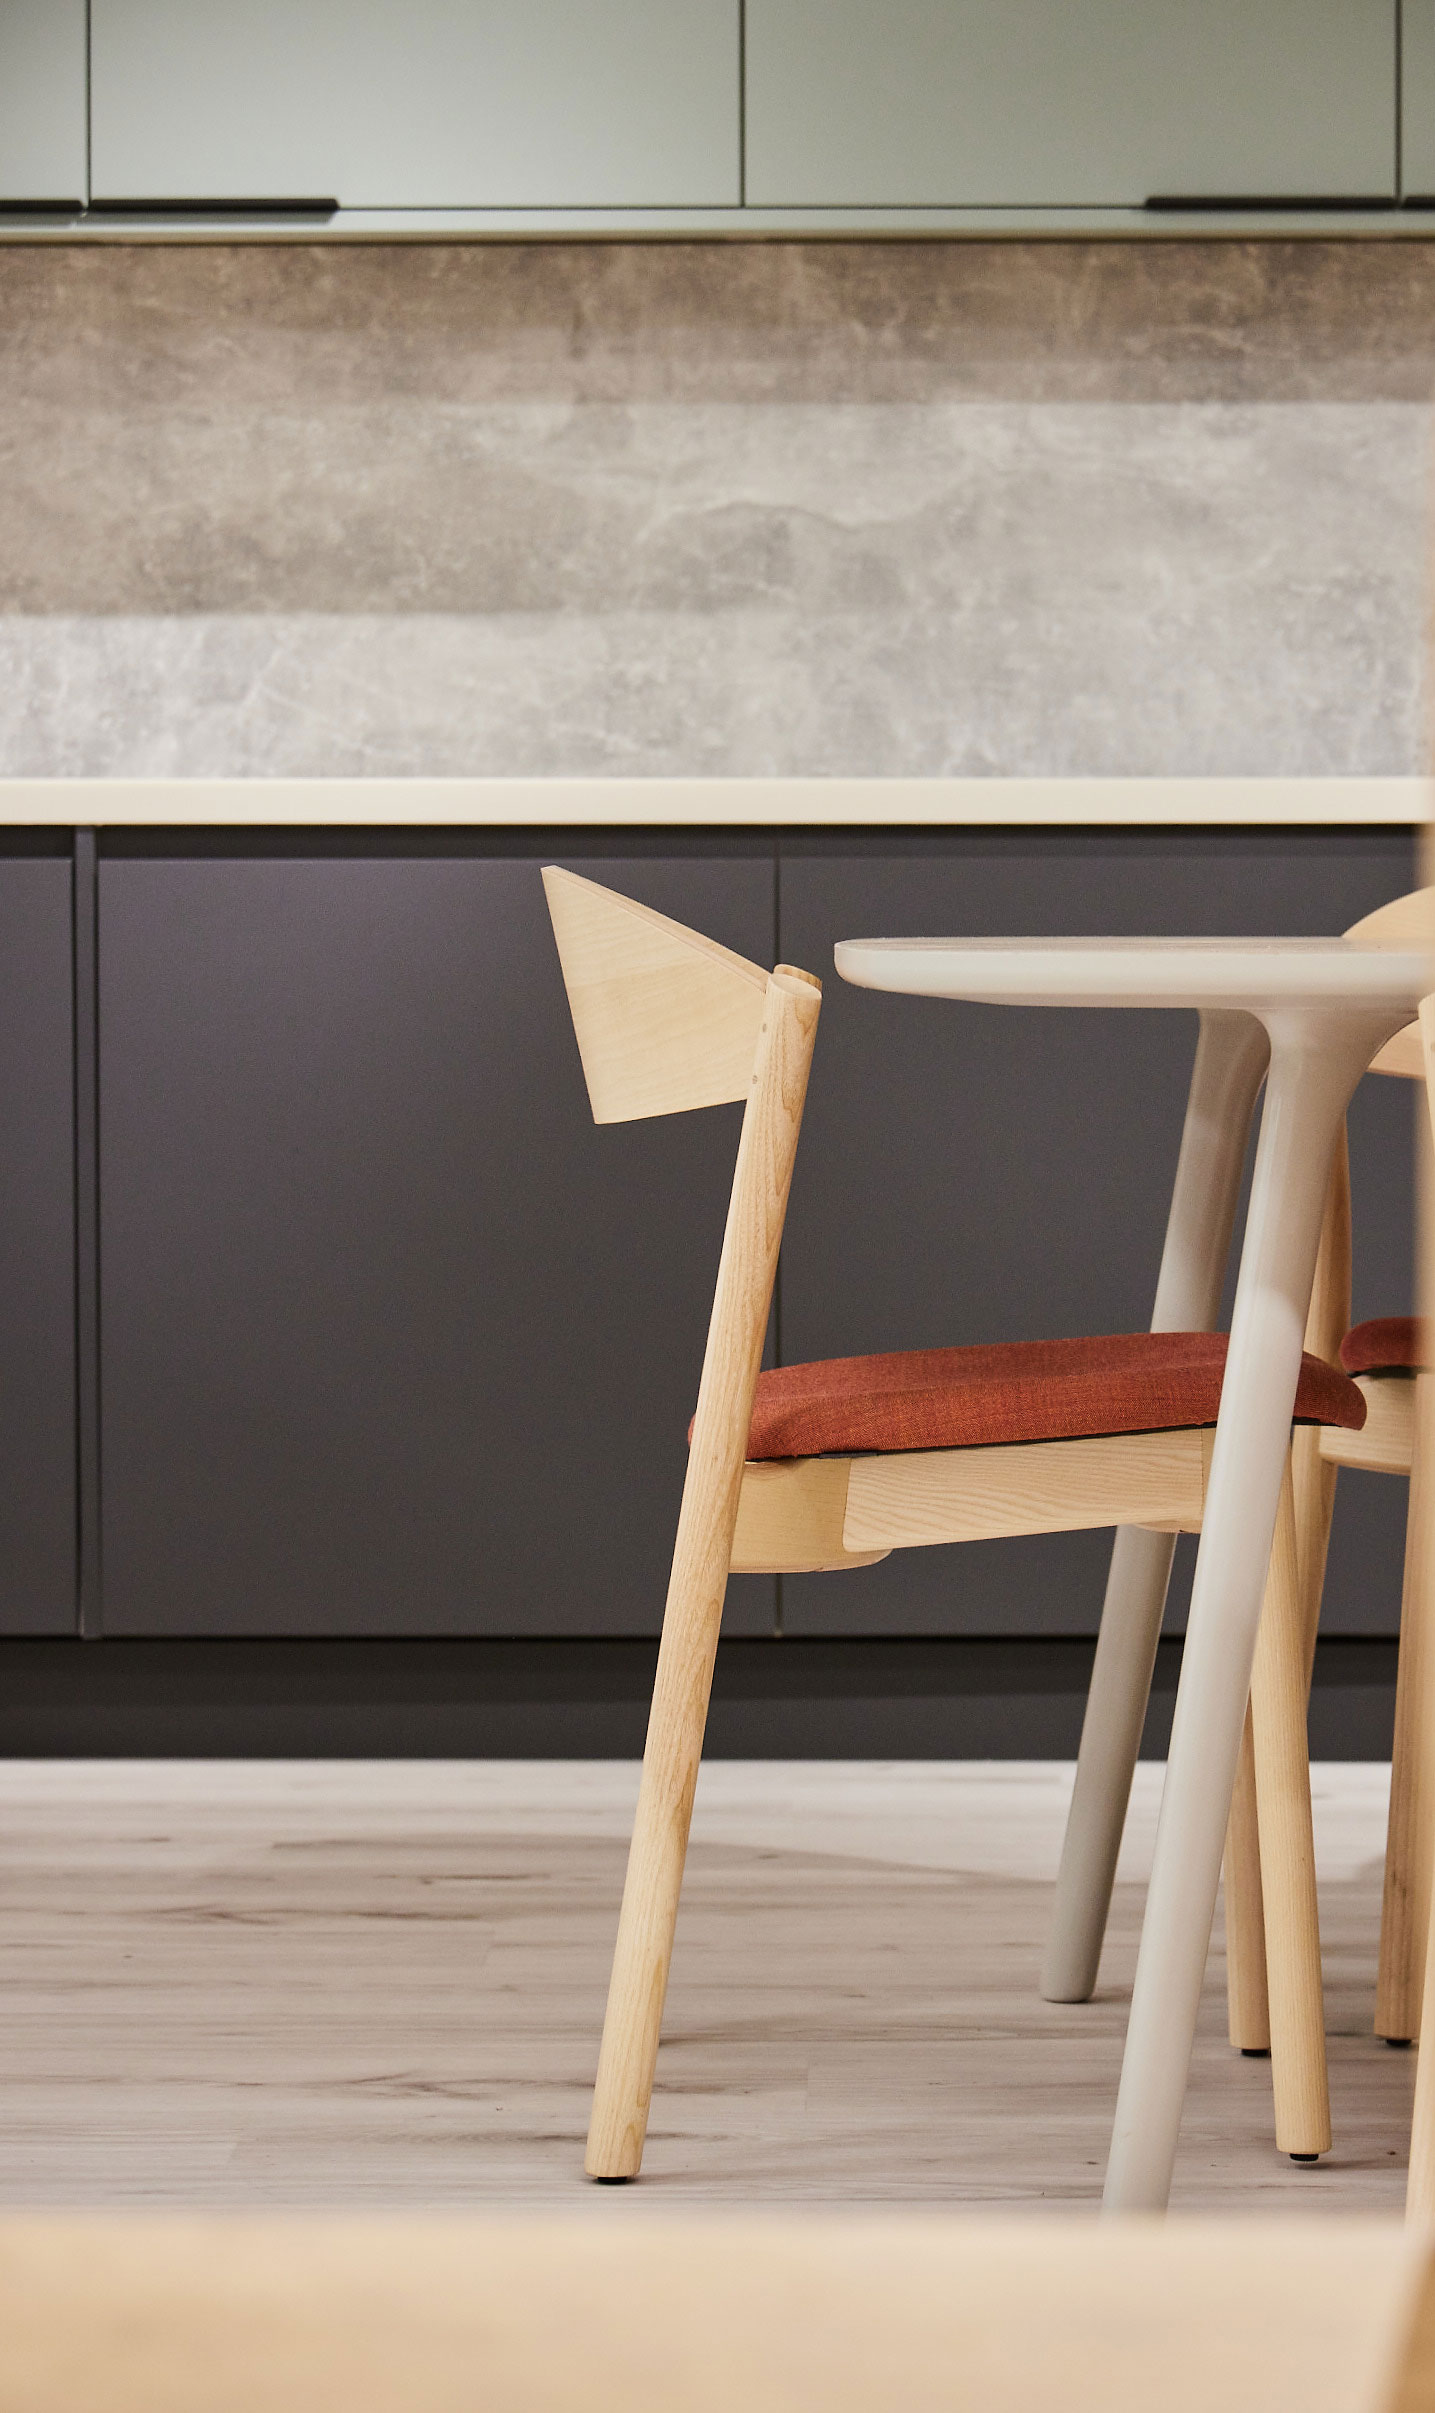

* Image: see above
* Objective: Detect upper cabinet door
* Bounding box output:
[0,0,87,205]
[745,0,1396,207]
[90,0,740,207]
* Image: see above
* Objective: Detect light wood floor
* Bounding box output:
[0,1759,1415,2212]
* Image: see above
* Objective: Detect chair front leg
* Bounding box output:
[1379,1372,1435,2044]
[585,1553,729,2180]
[1249,1455,1331,2160]
[1223,1703,1271,2053]
[1407,1903,1435,2219]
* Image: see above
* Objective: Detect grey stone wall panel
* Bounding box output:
[0,241,1428,776]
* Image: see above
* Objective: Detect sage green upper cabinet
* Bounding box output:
[744,0,1396,207]
[89,0,740,207]
[0,0,87,205]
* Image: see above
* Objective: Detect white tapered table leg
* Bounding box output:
[1045,1528,1176,2003]
[1103,1012,1396,2214]
[1044,1013,1268,2004]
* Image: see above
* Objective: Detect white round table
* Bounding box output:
[836,934,1428,2212]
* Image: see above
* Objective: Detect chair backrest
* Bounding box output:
[542,866,773,1124]
[544,865,823,1618]
[1296,889,1435,1378]
[1347,887,1435,1079]
[1345,887,1435,950]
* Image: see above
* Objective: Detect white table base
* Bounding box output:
[1103,1009,1402,2211]
[1042,1013,1269,2004]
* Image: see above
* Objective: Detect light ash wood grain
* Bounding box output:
[541,864,769,1124]
[1250,1460,1332,2157]
[1347,892,1435,951]
[1371,1022,1424,1080]
[1322,1380,1416,1479]
[735,1428,1212,1571]
[1376,1372,1435,2050]
[1225,1705,1271,2053]
[1295,1122,1351,1653]
[842,1426,1210,1553]
[1373,994,1435,2059]
[730,1456,888,1573]
[1224,1128,1346,2066]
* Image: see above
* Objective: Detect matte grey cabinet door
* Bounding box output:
[776,836,1412,1640]
[0,857,76,1633]
[98,852,776,1638]
[745,0,1395,206]
[0,1,86,204]
[90,1,739,206]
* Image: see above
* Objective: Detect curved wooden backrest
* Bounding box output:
[1371,1025,1425,1080]
[1345,888,1435,1079]
[1345,887,1435,949]
[542,866,772,1124]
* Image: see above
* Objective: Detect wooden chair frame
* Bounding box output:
[1307,987,1435,2216]
[547,867,1342,2182]
[1225,912,1435,2181]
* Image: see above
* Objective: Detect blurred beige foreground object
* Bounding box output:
[0,2217,1423,2413]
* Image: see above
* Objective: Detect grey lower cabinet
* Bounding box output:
[89,0,740,208]
[745,0,1396,207]
[97,849,777,1638]
[92,831,1420,1651]
[0,853,77,1633]
[774,833,1415,1640]
[0,0,86,205]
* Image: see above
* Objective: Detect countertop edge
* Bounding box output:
[0,777,1426,827]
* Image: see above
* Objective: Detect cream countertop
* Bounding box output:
[0,778,1426,826]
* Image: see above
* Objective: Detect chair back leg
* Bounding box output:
[1223,1706,1271,2052]
[1224,1122,1347,2056]
[585,971,820,2181]
[1249,1454,1332,2159]
[1379,1084,1435,2042]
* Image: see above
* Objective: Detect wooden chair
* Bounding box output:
[1328,901,1435,2073]
[1311,990,1435,2220]
[1276,984,1435,2216]
[545,866,1368,2182]
[1312,1020,1431,2058]
[1028,887,1431,2167]
[1218,898,1434,2174]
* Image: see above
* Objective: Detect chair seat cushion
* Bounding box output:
[1340,1316,1424,1377]
[743,1331,1365,1463]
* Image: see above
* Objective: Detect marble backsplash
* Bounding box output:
[1,239,1432,778]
